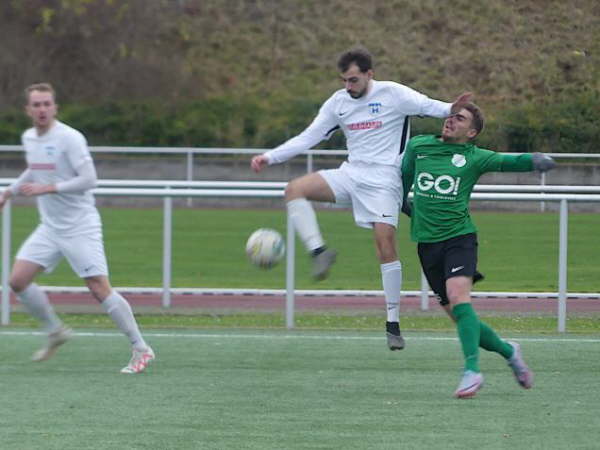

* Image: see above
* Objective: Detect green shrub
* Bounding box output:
[0,94,597,153]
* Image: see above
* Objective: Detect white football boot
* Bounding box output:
[121,347,155,374]
[32,325,73,362]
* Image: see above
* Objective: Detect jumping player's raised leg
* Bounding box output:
[285,172,337,280]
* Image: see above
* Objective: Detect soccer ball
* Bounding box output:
[245,228,285,269]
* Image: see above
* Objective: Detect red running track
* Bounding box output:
[6,292,598,314]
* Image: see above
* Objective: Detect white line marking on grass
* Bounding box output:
[1,330,599,343]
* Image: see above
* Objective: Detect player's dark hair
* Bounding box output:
[463,102,484,137]
[24,82,56,104]
[337,47,373,73]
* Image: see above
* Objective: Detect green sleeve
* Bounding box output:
[401,141,416,202]
[477,150,534,173]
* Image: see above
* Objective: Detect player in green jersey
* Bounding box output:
[401,102,555,398]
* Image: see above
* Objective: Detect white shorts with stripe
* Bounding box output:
[318,161,403,229]
[16,224,109,278]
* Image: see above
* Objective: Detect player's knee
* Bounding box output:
[9,276,28,293]
[446,284,471,305]
[374,235,397,262]
[85,276,112,301]
[377,248,397,263]
[284,179,304,201]
[446,277,471,306]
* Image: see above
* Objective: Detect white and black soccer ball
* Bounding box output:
[245,228,285,269]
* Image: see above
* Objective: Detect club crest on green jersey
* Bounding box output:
[452,154,466,167]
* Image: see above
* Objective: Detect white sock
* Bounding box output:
[381,261,402,322]
[287,198,325,252]
[101,291,148,351]
[16,283,62,333]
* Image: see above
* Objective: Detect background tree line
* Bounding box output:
[1,0,598,152]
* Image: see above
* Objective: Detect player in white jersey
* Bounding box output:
[0,83,154,374]
[251,48,472,350]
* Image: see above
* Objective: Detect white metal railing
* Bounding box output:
[0,145,349,175]
[2,145,598,212]
[1,186,600,332]
[1,145,599,176]
[2,178,600,193]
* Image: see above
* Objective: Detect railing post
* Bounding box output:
[557,199,568,332]
[285,211,295,329]
[162,196,172,308]
[186,151,194,207]
[1,200,11,325]
[540,171,546,212]
[420,270,429,311]
[307,153,313,173]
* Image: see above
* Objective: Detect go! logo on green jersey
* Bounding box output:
[417,172,461,195]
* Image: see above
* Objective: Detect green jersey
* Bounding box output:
[401,135,533,243]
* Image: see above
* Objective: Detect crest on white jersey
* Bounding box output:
[451,154,466,167]
[368,102,382,114]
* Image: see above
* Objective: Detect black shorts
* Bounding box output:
[417,233,478,306]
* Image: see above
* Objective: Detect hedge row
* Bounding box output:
[1,93,597,153]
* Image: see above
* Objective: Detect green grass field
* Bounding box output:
[3,206,600,292]
[2,206,599,448]
[1,329,599,450]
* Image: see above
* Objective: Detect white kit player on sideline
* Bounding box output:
[251,48,472,350]
[0,83,154,374]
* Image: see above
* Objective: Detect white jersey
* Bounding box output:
[21,121,101,234]
[265,80,452,167]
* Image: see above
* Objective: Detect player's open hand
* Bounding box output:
[451,92,474,113]
[19,183,55,196]
[251,155,269,173]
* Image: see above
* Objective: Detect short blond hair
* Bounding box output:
[24,83,56,104]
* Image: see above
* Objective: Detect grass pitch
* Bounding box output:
[1,329,599,450]
[4,206,600,292]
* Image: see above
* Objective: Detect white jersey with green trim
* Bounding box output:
[264,80,452,168]
[21,120,101,234]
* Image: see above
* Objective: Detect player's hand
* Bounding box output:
[19,183,56,196]
[532,153,556,172]
[451,92,474,113]
[250,155,270,173]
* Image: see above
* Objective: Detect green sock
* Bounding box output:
[480,321,514,359]
[452,303,481,373]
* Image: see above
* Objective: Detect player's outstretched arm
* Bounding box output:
[532,153,556,172]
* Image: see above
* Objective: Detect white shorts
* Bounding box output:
[319,161,403,229]
[16,224,109,278]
